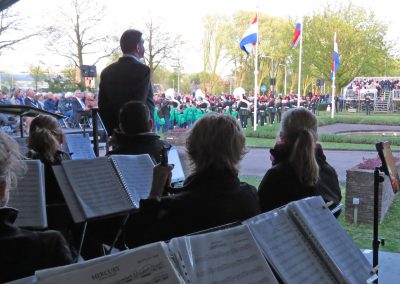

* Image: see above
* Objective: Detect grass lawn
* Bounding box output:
[240,176,400,252]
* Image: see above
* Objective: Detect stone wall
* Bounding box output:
[345,167,396,224]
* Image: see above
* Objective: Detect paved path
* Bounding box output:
[318,123,400,134]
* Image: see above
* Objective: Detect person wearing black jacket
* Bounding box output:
[99,29,154,135]
[108,100,171,163]
[258,107,341,213]
[25,115,76,255]
[0,131,72,283]
[125,113,261,248]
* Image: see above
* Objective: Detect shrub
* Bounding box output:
[357,157,400,170]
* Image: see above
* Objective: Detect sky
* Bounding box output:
[1,0,399,75]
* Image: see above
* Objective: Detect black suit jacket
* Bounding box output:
[98,56,154,135]
[71,97,84,112]
[24,97,42,109]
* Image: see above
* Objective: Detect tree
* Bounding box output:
[300,3,392,92]
[28,65,48,91]
[143,16,184,74]
[45,65,80,92]
[0,8,39,55]
[47,0,118,83]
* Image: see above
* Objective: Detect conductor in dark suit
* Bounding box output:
[99,29,154,135]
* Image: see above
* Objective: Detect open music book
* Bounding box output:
[7,160,47,229]
[63,133,96,160]
[244,196,377,284]
[168,224,278,284]
[35,225,278,284]
[35,242,184,284]
[53,154,154,223]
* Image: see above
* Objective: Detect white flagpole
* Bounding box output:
[253,11,259,131]
[297,18,303,108]
[331,32,336,119]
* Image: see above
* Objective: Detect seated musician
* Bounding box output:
[26,115,75,247]
[0,131,72,282]
[258,107,341,213]
[108,100,171,163]
[125,112,261,248]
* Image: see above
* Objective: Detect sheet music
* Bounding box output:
[168,147,185,183]
[36,242,184,284]
[52,165,85,223]
[168,224,278,284]
[61,158,133,220]
[288,197,374,284]
[5,275,37,284]
[64,134,96,160]
[244,210,337,284]
[8,160,47,229]
[110,155,154,207]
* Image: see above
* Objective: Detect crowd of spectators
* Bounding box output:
[0,88,98,135]
[347,78,400,98]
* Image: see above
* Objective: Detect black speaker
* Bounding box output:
[81,65,97,77]
[270,78,276,86]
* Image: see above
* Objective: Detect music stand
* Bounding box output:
[373,142,400,283]
[0,104,66,138]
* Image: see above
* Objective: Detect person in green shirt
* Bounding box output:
[225,106,231,116]
[184,103,196,128]
[231,105,239,119]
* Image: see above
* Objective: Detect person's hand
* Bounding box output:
[149,163,174,200]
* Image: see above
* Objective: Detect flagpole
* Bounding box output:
[331,32,336,119]
[297,18,303,108]
[253,11,259,131]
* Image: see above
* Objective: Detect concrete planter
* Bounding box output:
[345,166,397,224]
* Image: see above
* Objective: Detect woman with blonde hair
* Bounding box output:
[26,115,74,242]
[258,107,341,212]
[0,131,72,282]
[27,114,70,164]
[125,112,260,247]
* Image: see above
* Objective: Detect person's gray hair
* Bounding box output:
[0,131,26,204]
[186,113,246,174]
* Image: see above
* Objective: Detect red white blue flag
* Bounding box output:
[290,23,301,48]
[331,33,340,79]
[240,15,258,55]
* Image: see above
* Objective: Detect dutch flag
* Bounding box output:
[331,32,340,79]
[240,15,258,55]
[290,23,301,49]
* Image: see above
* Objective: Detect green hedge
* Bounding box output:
[319,134,400,146]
